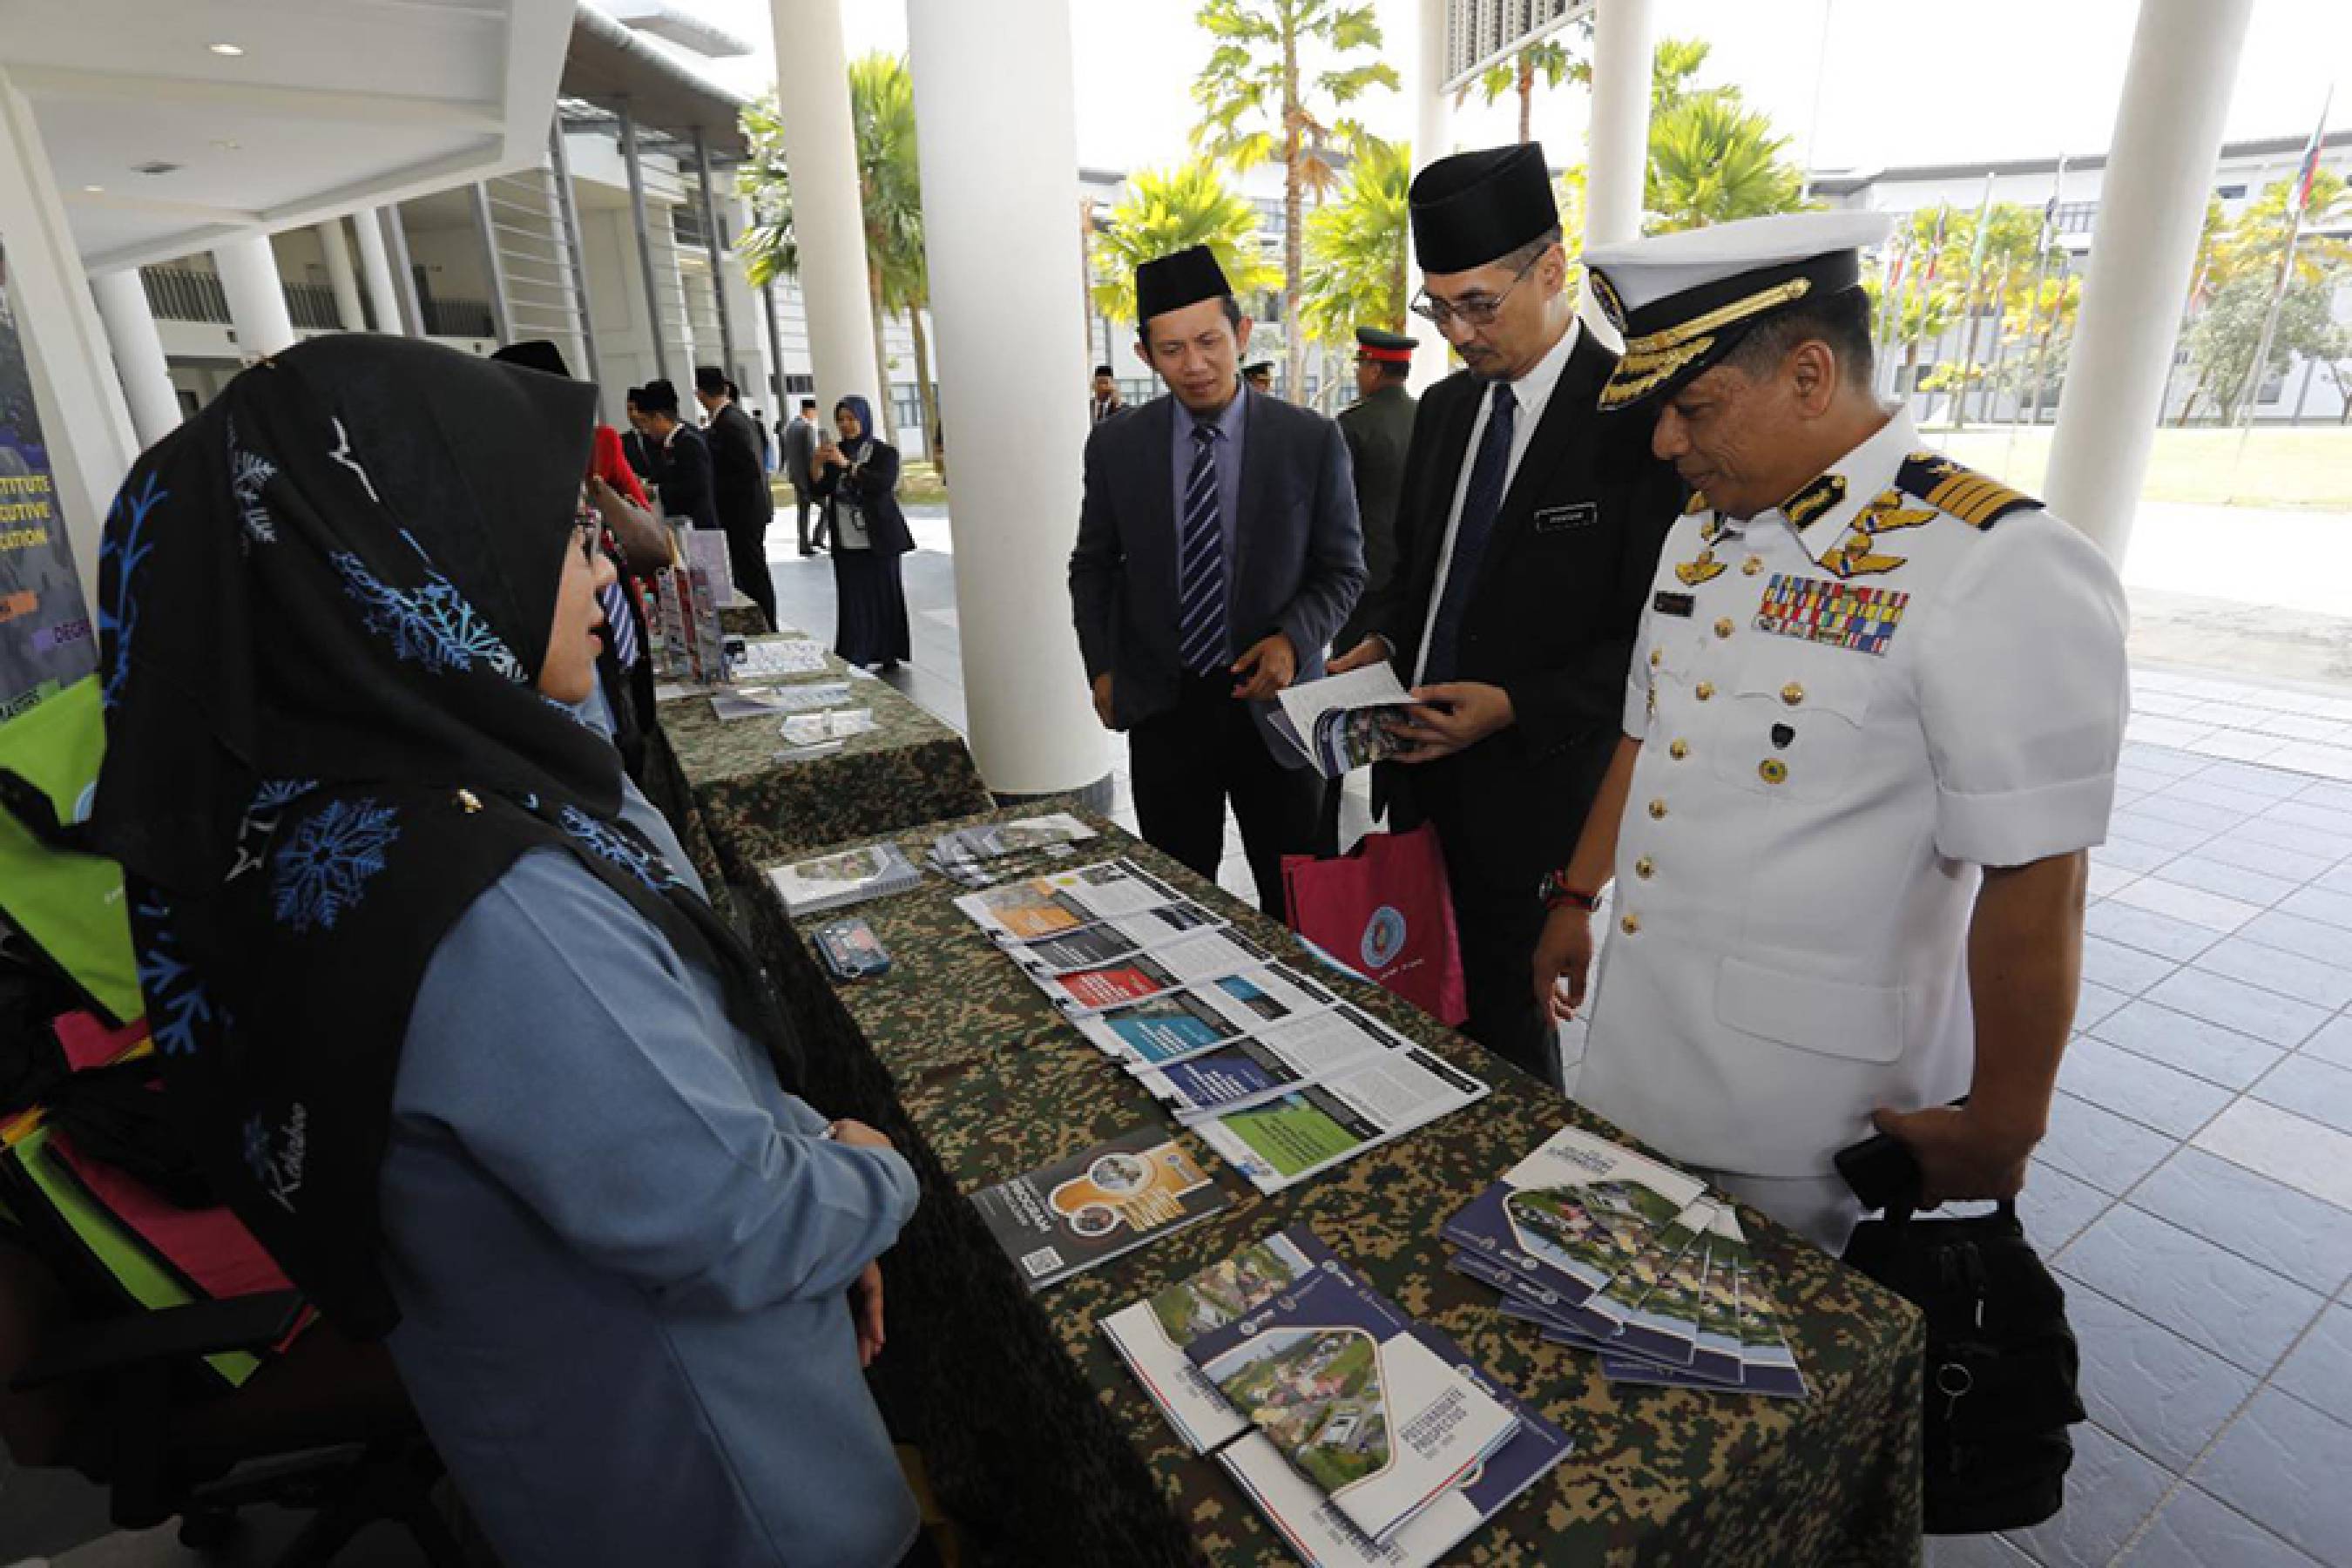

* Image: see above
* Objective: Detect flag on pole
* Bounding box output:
[1921,202,1950,287]
[2291,85,2332,217]
[2038,154,2068,252]
[1967,172,1997,271]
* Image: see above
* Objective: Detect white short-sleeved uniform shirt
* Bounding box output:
[1575,410,2130,1181]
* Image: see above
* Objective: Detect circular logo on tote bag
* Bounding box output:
[1361,906,1407,970]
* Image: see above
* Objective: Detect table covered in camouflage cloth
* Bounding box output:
[720,601,769,639]
[643,628,991,890]
[739,804,1924,1568]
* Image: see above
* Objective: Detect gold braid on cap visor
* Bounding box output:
[1598,275,1816,410]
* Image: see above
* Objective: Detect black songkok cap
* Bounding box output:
[1409,143,1559,274]
[1135,246,1232,327]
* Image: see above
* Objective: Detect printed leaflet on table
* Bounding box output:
[767,841,923,916]
[969,1125,1229,1291]
[952,857,1186,942]
[1196,1046,1488,1197]
[1186,1256,1520,1544]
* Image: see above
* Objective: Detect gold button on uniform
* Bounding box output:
[1650,647,1662,668]
[1714,618,1735,639]
[1620,913,1641,936]
[1695,682,1715,701]
[1742,556,1763,576]
[1781,682,1805,706]
[1669,739,1689,760]
[1648,798,1668,820]
[1635,856,1655,880]
[1760,758,1788,785]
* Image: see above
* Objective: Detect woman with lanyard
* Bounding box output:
[87,336,925,1566]
[811,395,914,671]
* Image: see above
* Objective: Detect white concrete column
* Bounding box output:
[1585,0,1659,248]
[2044,0,2254,563]
[906,0,1108,798]
[351,205,405,334]
[316,218,365,332]
[0,66,136,613]
[88,268,180,448]
[213,234,298,359]
[1405,0,1451,396]
[767,0,882,415]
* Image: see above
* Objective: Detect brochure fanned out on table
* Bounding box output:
[1073,963,1343,1069]
[969,1125,1229,1291]
[710,681,853,722]
[1003,900,1226,977]
[1444,1134,1810,1399]
[929,814,1097,882]
[1186,1260,1518,1544]
[953,858,1185,942]
[731,638,831,679]
[1138,1003,1414,1123]
[1196,1046,1488,1196]
[1267,666,1416,778]
[1037,927,1273,1014]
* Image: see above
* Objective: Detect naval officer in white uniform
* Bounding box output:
[1531,213,2130,1254]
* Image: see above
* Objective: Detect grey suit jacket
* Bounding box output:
[1068,387,1366,765]
[781,417,818,492]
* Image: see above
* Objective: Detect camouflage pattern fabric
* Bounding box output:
[649,630,992,886]
[720,602,770,639]
[708,801,1924,1567]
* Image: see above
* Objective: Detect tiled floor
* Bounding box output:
[13,543,2352,1566]
[776,544,2352,1568]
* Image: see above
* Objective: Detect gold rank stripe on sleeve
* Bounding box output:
[1894,450,2040,530]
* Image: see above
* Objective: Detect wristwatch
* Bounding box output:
[1538,868,1602,913]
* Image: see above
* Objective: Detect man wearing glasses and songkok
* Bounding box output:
[1331,142,1681,1085]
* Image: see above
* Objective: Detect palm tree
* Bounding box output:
[1090,160,1280,328]
[1191,0,1397,401]
[1301,139,1410,347]
[1458,27,1589,146]
[1644,93,1808,233]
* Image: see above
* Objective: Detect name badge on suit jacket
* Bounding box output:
[1534,502,1599,534]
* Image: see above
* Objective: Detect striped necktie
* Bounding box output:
[1177,422,1227,676]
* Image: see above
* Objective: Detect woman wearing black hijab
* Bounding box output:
[88,336,922,1566]
[810,395,914,670]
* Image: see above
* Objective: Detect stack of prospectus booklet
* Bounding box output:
[1101,1226,1571,1566]
[1443,1128,1808,1398]
[955,861,1488,1194]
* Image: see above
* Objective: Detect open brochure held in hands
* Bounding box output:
[1267,665,1416,778]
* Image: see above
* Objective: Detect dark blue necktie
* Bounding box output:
[1422,382,1517,684]
[1176,422,1227,676]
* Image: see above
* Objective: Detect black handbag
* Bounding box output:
[1842,1197,2085,1535]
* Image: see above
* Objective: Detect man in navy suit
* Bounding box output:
[1069,247,1366,918]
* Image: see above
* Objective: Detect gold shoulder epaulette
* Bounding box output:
[1682,489,1710,515]
[1895,450,2039,530]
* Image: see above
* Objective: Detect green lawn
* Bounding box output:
[772,460,949,510]
[1930,425,2352,510]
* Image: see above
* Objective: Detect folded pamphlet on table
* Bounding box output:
[767,841,923,916]
[1002,899,1227,977]
[1137,1002,1416,1123]
[952,857,1186,942]
[1443,1129,1808,1398]
[969,1125,1229,1291]
[928,814,1098,884]
[1195,1045,1488,1196]
[780,708,876,745]
[1267,665,1416,778]
[1071,963,1343,1070]
[731,638,831,679]
[709,682,853,722]
[1099,1226,1571,1563]
[1033,926,1275,1015]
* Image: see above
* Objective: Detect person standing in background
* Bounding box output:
[1240,361,1274,395]
[695,367,780,634]
[813,395,914,672]
[783,396,823,557]
[1331,328,1419,659]
[1090,364,1125,423]
[619,387,659,486]
[1069,246,1365,919]
[1328,144,1682,1085]
[634,380,719,535]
